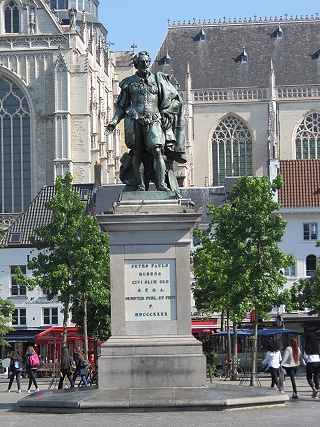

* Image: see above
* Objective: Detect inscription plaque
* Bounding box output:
[125,259,177,321]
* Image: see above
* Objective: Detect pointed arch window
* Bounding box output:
[296,112,320,159]
[212,115,253,186]
[5,1,20,33]
[0,74,31,213]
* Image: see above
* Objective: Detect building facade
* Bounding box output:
[0,0,119,228]
[2,10,320,353]
[0,183,95,359]
[152,15,320,189]
[152,16,320,333]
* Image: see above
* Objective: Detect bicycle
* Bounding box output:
[218,357,243,381]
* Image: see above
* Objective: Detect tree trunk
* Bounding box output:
[62,299,69,348]
[83,292,88,359]
[231,321,238,380]
[250,307,259,386]
[226,311,231,361]
[221,309,225,331]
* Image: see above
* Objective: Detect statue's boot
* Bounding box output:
[157,183,169,191]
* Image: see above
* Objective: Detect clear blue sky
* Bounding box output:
[99,1,319,59]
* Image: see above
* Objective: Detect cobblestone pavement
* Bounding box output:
[0,374,319,427]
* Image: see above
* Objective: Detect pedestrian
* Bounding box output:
[6,350,23,393]
[282,337,304,398]
[72,345,89,386]
[58,346,75,389]
[303,332,320,399]
[262,339,284,393]
[39,355,45,366]
[25,345,40,393]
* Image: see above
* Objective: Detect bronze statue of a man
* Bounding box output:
[106,51,186,192]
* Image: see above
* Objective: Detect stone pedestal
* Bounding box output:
[97,194,206,389]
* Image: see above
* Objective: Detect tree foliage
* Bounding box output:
[15,172,111,348]
[71,289,111,343]
[290,241,320,314]
[0,287,15,346]
[192,175,294,384]
[69,214,110,356]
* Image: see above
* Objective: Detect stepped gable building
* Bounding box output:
[0,0,119,228]
[152,15,320,189]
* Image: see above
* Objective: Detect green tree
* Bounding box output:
[0,230,15,346]
[290,277,320,313]
[192,232,244,368]
[70,214,110,358]
[15,172,111,349]
[0,287,15,347]
[192,175,293,385]
[71,288,111,363]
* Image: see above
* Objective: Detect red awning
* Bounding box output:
[34,326,83,345]
[192,320,220,333]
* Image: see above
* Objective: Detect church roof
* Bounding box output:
[151,16,320,91]
[278,160,320,208]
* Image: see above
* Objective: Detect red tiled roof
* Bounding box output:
[278,160,320,208]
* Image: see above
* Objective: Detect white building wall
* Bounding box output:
[278,209,320,292]
[0,247,68,330]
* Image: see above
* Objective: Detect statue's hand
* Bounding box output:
[105,122,116,135]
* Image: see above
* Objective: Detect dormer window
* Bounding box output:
[5,1,19,33]
[9,233,21,243]
[240,47,248,64]
[158,51,171,66]
[270,24,283,39]
[276,24,283,38]
[311,50,320,60]
[193,28,206,42]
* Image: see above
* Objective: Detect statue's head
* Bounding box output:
[133,51,151,70]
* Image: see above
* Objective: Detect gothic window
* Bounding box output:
[0,74,31,213]
[296,112,320,159]
[212,115,253,186]
[5,1,19,33]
